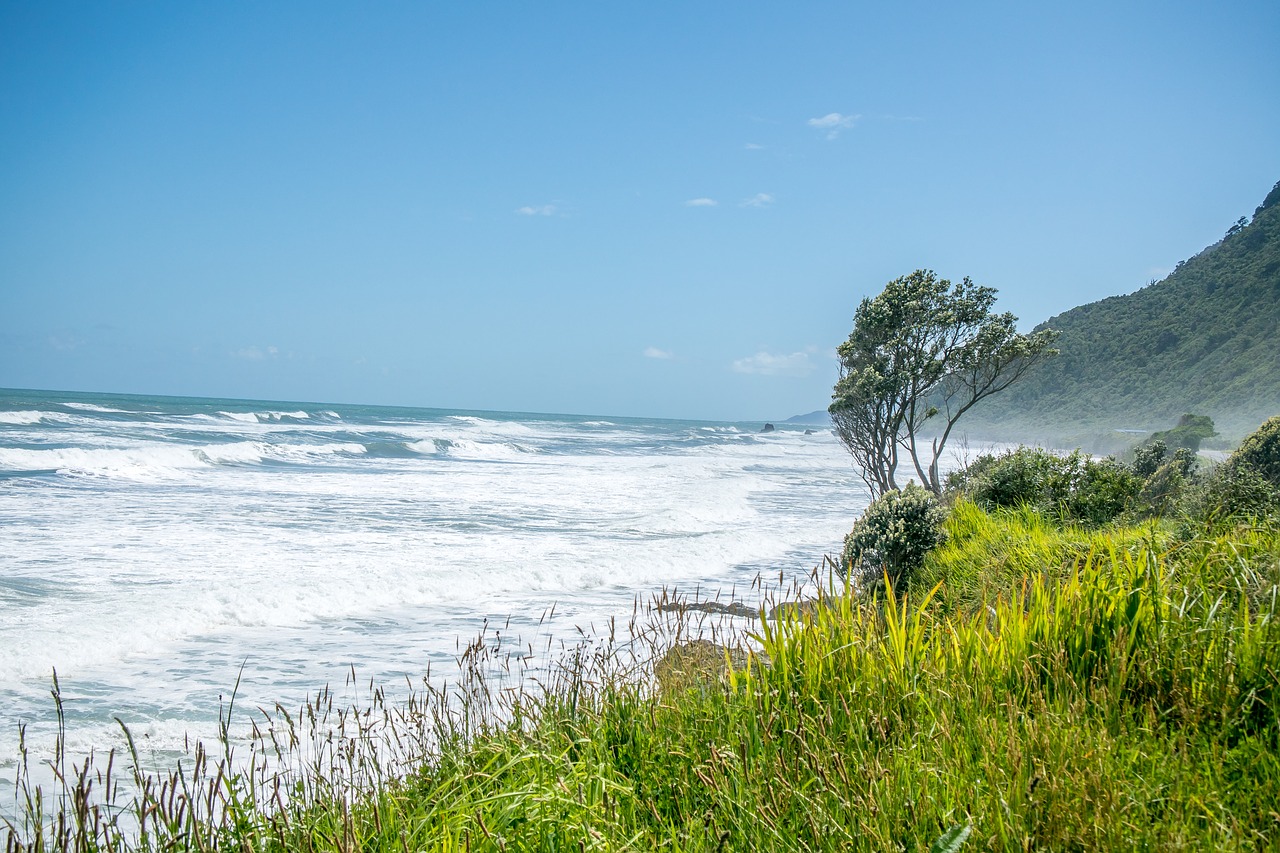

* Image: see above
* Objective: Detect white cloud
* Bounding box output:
[807,112,860,139]
[732,351,815,377]
[516,204,557,216]
[643,346,674,360]
[739,192,774,208]
[233,345,280,361]
[744,142,765,150]
[684,197,717,207]
[47,333,84,351]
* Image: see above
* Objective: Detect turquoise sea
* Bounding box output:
[0,387,864,805]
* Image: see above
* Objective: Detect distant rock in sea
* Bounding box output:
[760,423,775,433]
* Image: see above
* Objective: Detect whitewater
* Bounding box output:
[0,387,867,806]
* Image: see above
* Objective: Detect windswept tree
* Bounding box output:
[830,270,1058,497]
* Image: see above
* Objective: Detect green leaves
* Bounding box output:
[842,484,949,588]
[831,269,1057,496]
[930,823,973,853]
[969,179,1280,438]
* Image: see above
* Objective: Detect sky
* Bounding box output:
[2,2,1278,421]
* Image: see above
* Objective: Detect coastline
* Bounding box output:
[0,389,861,824]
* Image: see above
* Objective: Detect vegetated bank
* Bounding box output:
[6,418,1280,851]
[965,178,1280,447]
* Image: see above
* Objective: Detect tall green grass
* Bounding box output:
[6,510,1280,851]
[915,498,1164,614]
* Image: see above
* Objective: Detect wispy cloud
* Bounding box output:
[740,193,774,209]
[807,112,860,139]
[47,333,85,352]
[684,197,717,207]
[744,142,765,150]
[516,204,557,216]
[732,350,815,377]
[643,346,674,360]
[233,345,280,361]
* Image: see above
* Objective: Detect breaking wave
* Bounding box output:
[0,411,47,425]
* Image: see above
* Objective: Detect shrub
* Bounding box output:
[842,483,948,588]
[1187,464,1277,525]
[1133,457,1189,519]
[1195,469,1278,526]
[943,451,1000,495]
[1150,413,1217,454]
[1232,415,1280,489]
[1065,455,1142,525]
[957,446,1141,525]
[1132,439,1168,479]
[968,447,1061,509]
[1184,416,1280,525]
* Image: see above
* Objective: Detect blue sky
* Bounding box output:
[2,2,1277,421]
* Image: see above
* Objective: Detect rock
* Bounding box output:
[760,423,775,433]
[804,429,814,435]
[653,640,764,696]
[654,596,826,622]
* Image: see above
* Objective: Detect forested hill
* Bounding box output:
[970,179,1280,440]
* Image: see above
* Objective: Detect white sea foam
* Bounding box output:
[63,402,131,413]
[193,441,266,465]
[447,415,535,436]
[0,445,209,479]
[215,411,260,423]
[264,441,367,463]
[0,410,86,426]
[198,409,313,424]
[0,398,873,812]
[405,439,445,455]
[442,439,533,460]
[196,441,367,465]
[0,411,46,425]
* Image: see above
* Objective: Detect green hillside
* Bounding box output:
[971,180,1280,440]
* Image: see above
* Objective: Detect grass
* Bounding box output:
[5,508,1280,851]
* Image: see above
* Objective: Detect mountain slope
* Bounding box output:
[785,410,832,425]
[971,180,1280,439]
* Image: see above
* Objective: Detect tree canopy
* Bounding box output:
[830,270,1057,497]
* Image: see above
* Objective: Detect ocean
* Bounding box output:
[0,387,866,804]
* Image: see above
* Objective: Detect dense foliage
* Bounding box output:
[945,414,1280,533]
[969,179,1280,439]
[1187,415,1280,523]
[1148,413,1218,453]
[829,270,1056,496]
[946,446,1140,525]
[1233,414,1280,488]
[841,483,948,588]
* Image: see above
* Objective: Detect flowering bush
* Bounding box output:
[841,483,948,588]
